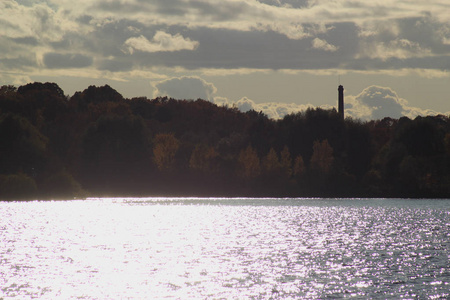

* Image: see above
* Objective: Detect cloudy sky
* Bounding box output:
[1,0,450,120]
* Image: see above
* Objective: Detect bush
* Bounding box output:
[41,171,86,199]
[0,173,37,200]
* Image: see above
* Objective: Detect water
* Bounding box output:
[1,198,449,299]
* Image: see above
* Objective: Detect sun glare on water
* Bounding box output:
[1,198,449,299]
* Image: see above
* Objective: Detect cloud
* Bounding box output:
[152,76,217,100]
[0,72,32,86]
[345,85,439,120]
[2,0,450,76]
[256,0,310,9]
[214,85,442,121]
[215,96,314,119]
[123,31,199,54]
[43,52,93,69]
[97,58,133,72]
[235,97,257,113]
[145,78,317,119]
[1,0,450,115]
[312,38,339,52]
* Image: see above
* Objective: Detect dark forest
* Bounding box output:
[1,82,450,200]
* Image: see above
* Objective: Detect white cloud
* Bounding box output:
[212,96,230,107]
[2,0,450,115]
[214,85,443,121]
[311,38,339,52]
[345,85,440,120]
[123,31,199,54]
[3,0,450,76]
[214,96,314,119]
[359,38,432,60]
[152,76,217,100]
[234,97,257,113]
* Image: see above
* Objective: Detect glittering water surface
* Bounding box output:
[1,198,449,299]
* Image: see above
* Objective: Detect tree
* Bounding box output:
[310,139,334,174]
[189,143,218,173]
[0,173,37,200]
[153,133,180,171]
[262,148,281,174]
[16,82,68,127]
[72,85,123,105]
[80,115,151,193]
[293,155,305,178]
[395,117,444,157]
[40,170,86,199]
[0,113,48,176]
[237,145,261,179]
[18,82,64,97]
[280,146,292,178]
[82,115,150,163]
[0,85,17,97]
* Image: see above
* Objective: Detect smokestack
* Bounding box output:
[338,85,344,119]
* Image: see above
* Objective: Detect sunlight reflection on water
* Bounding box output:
[1,198,449,299]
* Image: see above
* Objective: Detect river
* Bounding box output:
[1,198,449,299]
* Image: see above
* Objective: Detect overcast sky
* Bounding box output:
[1,0,450,120]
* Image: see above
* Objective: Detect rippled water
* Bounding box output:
[1,198,449,299]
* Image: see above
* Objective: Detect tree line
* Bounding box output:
[1,82,450,200]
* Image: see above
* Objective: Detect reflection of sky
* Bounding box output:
[1,0,450,119]
[1,198,449,298]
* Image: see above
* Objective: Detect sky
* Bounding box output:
[1,0,450,120]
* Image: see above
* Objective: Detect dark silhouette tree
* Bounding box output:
[310,139,334,175]
[81,115,151,193]
[0,173,37,200]
[189,143,218,174]
[0,113,48,176]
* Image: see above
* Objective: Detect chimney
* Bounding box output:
[338,85,344,119]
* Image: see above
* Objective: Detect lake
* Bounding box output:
[1,198,449,299]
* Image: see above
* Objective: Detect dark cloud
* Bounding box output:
[125,23,356,70]
[97,59,133,72]
[397,16,450,55]
[256,0,310,8]
[0,56,36,70]
[188,0,257,21]
[93,0,151,13]
[85,19,151,57]
[11,36,39,46]
[2,0,450,79]
[346,55,450,72]
[76,15,93,25]
[135,0,186,16]
[43,53,93,69]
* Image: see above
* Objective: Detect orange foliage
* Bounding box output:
[238,145,261,179]
[153,133,179,171]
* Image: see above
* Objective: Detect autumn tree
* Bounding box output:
[189,143,218,173]
[310,139,334,174]
[293,155,305,178]
[262,148,281,174]
[280,146,292,178]
[237,145,261,179]
[153,133,180,171]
